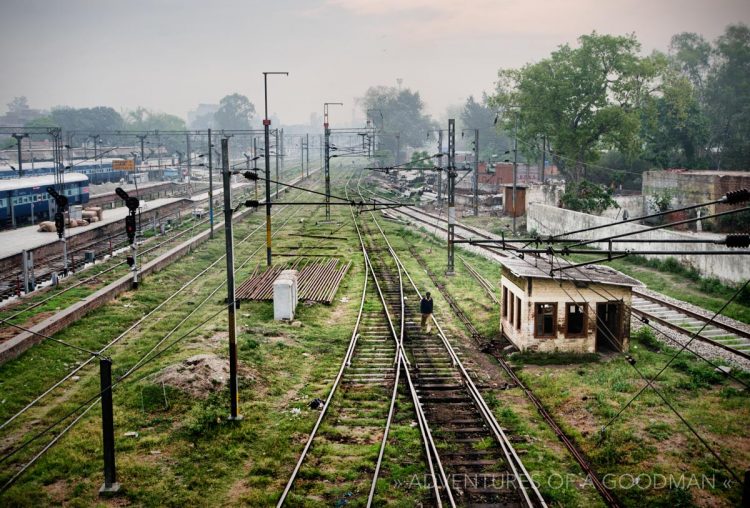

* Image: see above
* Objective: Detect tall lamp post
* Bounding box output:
[262,71,289,266]
[323,102,343,221]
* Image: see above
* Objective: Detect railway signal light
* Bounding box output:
[47,187,68,210]
[125,215,137,243]
[54,211,65,238]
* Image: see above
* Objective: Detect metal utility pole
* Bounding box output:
[262,71,289,266]
[221,138,241,421]
[437,130,443,204]
[275,128,280,199]
[300,135,304,179]
[323,102,343,221]
[447,119,456,275]
[512,113,518,235]
[90,134,101,167]
[208,129,214,239]
[98,357,120,495]
[136,134,148,168]
[185,132,192,196]
[472,129,479,216]
[305,133,310,177]
[11,133,28,178]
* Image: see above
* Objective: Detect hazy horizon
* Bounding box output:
[1,0,748,125]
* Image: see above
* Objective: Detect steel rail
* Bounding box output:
[349,171,448,506]
[0,168,322,432]
[275,210,372,507]
[370,213,545,507]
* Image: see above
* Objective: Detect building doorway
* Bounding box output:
[596,302,622,352]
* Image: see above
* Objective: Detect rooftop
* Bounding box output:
[646,169,750,177]
[499,255,643,288]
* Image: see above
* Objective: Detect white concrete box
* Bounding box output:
[273,270,299,320]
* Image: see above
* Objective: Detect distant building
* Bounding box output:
[642,169,750,231]
[500,256,641,353]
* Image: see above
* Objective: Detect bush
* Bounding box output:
[632,327,662,351]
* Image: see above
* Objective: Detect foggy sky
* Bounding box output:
[0,0,748,126]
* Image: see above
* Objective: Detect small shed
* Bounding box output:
[499,256,643,353]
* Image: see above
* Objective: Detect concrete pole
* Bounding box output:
[221,137,241,421]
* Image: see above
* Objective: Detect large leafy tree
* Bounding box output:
[213,93,256,131]
[460,94,510,160]
[491,32,661,181]
[124,107,187,154]
[704,24,750,170]
[362,86,437,163]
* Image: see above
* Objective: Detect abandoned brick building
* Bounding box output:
[499,256,642,353]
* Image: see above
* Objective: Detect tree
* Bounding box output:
[213,93,256,131]
[491,32,661,182]
[361,86,438,162]
[460,94,511,161]
[6,96,29,114]
[560,181,619,215]
[669,32,712,91]
[49,106,125,133]
[124,108,187,154]
[704,24,750,170]
[640,68,709,168]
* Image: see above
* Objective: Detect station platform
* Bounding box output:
[0,180,252,261]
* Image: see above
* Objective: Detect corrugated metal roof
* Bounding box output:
[500,255,643,288]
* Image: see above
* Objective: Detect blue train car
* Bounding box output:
[0,173,89,227]
[0,159,129,185]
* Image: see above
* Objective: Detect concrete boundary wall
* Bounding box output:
[527,203,750,284]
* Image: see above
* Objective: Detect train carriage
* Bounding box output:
[0,173,89,227]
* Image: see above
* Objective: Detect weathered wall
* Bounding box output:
[500,274,631,353]
[527,203,750,284]
[526,182,565,208]
[600,195,644,220]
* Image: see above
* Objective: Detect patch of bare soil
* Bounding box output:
[154,354,254,398]
[0,311,55,343]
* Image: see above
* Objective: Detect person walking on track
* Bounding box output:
[420,292,434,334]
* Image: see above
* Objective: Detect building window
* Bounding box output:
[515,296,521,330]
[566,303,587,337]
[502,286,508,318]
[534,303,557,337]
[509,294,514,326]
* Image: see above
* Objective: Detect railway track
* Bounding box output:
[278,174,546,506]
[0,170,331,490]
[362,181,750,363]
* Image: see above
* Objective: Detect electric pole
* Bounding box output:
[447,119,456,275]
[11,133,28,178]
[262,71,289,266]
[186,132,192,196]
[473,128,479,216]
[437,130,443,204]
[323,102,343,221]
[208,129,214,239]
[221,137,241,421]
[512,112,518,235]
[275,128,280,199]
